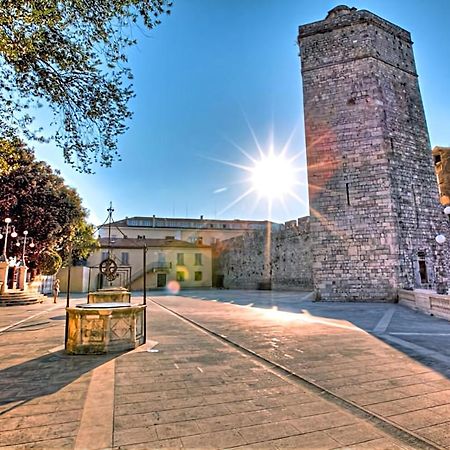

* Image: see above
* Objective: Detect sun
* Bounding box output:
[209,121,307,217]
[251,153,297,199]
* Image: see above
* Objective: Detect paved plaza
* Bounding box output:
[1,290,450,449]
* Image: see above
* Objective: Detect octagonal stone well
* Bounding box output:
[66,302,146,354]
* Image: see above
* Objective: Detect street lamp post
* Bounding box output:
[15,231,35,290]
[16,231,35,265]
[22,230,28,263]
[143,244,147,343]
[0,218,18,293]
[0,218,18,262]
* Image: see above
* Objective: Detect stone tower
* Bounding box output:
[298,5,448,301]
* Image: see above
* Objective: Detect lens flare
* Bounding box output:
[166,280,180,294]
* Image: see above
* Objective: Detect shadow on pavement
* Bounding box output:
[0,350,117,415]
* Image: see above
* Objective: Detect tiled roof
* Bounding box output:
[98,237,210,249]
[104,216,281,230]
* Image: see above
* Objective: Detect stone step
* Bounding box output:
[0,299,43,306]
[0,291,47,306]
[0,295,46,301]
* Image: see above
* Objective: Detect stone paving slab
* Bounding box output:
[0,293,439,449]
[0,298,113,449]
[154,295,450,449]
[110,301,413,449]
[178,289,450,358]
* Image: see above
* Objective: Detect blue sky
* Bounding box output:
[34,0,450,226]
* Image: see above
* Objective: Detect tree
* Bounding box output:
[68,220,99,266]
[38,249,62,275]
[0,137,33,175]
[0,138,97,266]
[0,0,171,173]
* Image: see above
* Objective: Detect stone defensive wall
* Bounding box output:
[212,217,313,290]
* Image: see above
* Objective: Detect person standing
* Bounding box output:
[53,279,60,303]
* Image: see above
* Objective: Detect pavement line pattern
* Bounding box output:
[373,305,397,333]
[390,332,450,336]
[299,291,315,300]
[264,307,364,332]
[74,359,115,450]
[381,334,450,365]
[298,314,364,332]
[129,339,158,353]
[153,299,442,450]
[47,344,65,353]
[0,305,60,334]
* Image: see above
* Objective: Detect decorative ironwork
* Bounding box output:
[99,257,118,281]
[96,202,121,283]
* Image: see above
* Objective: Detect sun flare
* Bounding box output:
[251,153,297,199]
[210,121,308,217]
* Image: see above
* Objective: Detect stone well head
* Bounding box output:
[66,302,146,355]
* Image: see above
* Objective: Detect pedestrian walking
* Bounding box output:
[53,279,60,303]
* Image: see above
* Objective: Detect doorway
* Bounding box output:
[157,273,167,288]
[418,259,428,284]
[417,251,428,286]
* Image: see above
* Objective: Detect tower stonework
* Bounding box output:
[298,6,448,301]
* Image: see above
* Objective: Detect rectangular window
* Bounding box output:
[176,271,185,282]
[418,260,428,284]
[158,253,165,263]
[177,253,184,265]
[101,252,108,261]
[121,252,129,265]
[195,253,202,265]
[345,183,351,206]
[195,271,202,281]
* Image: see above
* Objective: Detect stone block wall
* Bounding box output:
[298,6,449,301]
[213,218,312,290]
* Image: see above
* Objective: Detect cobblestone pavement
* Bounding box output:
[154,293,450,449]
[0,291,447,449]
[171,289,450,359]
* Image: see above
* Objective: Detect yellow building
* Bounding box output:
[87,237,212,291]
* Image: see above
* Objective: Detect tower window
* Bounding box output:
[418,260,428,284]
[417,252,428,284]
[346,183,351,206]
